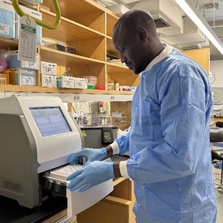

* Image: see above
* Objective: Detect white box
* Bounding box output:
[41,61,57,76]
[15,69,36,86]
[0,0,15,39]
[57,76,75,88]
[41,74,57,88]
[8,51,39,70]
[74,78,87,89]
[15,5,42,44]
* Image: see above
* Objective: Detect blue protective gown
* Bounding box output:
[116,47,217,223]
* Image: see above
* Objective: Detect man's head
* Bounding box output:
[112,10,164,74]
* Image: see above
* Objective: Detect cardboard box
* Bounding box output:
[74,78,88,89]
[41,61,57,76]
[57,76,75,88]
[0,0,15,39]
[8,51,39,70]
[15,68,36,86]
[41,74,57,88]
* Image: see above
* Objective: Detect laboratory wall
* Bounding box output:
[210,60,223,87]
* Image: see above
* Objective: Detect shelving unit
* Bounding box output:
[0,0,138,102]
[106,13,119,37]
[0,36,18,49]
[107,37,120,58]
[42,0,106,34]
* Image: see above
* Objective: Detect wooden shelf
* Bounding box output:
[41,9,105,43]
[107,14,118,37]
[0,85,134,102]
[0,1,135,104]
[42,0,105,34]
[0,36,18,50]
[107,62,129,73]
[40,46,105,66]
[107,63,139,87]
[0,84,133,94]
[42,0,118,19]
[42,0,103,16]
[107,37,120,58]
[18,0,38,9]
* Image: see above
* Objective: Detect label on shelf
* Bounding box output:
[0,23,9,35]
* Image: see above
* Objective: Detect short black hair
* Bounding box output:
[114,10,157,37]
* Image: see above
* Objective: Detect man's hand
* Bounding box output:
[66,161,114,192]
[69,148,107,165]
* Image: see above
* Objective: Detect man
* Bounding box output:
[67,10,217,223]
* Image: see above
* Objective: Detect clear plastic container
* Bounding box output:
[112,116,127,128]
[81,113,112,126]
[84,76,97,85]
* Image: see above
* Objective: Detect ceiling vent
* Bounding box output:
[154,17,170,28]
[128,0,184,36]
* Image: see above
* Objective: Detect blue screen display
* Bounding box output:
[30,107,72,137]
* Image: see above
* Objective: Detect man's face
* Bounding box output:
[112,26,147,74]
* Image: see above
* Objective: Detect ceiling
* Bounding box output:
[98,0,223,61]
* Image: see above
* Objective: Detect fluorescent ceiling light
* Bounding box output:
[175,0,223,55]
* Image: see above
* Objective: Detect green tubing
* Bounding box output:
[11,0,61,30]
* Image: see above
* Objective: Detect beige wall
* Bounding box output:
[210,60,223,87]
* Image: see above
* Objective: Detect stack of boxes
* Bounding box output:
[7,50,38,86]
[41,61,57,88]
[0,0,42,86]
[41,61,90,89]
[0,1,94,90]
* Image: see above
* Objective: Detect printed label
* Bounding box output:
[18,16,37,63]
[0,23,9,34]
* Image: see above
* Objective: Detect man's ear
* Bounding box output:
[137,28,148,42]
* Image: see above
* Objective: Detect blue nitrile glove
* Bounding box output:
[214,161,222,169]
[66,161,114,192]
[69,148,107,165]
